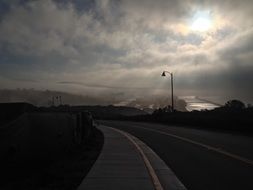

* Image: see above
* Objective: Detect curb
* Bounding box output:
[108,127,187,190]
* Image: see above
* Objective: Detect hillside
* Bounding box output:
[0,89,188,112]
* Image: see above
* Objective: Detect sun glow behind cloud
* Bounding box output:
[190,11,213,32]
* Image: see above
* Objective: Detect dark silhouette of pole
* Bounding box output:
[59,96,62,105]
[171,72,174,112]
[162,71,174,112]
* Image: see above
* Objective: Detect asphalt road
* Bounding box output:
[100,120,253,190]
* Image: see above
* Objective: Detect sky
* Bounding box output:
[0,0,253,104]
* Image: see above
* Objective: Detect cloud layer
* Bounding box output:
[0,0,253,103]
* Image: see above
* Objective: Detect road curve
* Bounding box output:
[100,120,253,190]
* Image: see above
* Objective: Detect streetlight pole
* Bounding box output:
[161,71,174,112]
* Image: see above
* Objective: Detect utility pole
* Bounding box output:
[59,96,62,105]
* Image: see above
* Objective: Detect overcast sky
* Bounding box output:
[0,0,253,103]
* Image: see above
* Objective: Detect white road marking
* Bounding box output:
[126,125,253,166]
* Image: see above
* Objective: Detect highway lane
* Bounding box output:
[100,120,253,190]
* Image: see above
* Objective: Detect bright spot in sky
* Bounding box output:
[190,11,212,32]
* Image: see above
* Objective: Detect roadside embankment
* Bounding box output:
[0,107,103,189]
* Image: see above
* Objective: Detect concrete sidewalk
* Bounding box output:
[77,125,186,190]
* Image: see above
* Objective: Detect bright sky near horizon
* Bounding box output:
[0,0,253,103]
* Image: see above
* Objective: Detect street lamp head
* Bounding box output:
[161,71,166,77]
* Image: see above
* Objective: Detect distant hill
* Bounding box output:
[71,105,148,119]
[0,89,114,106]
[38,104,148,119]
[0,88,187,113]
[0,102,147,126]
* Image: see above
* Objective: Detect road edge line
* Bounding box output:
[133,125,253,166]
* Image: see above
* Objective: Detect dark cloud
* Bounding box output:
[58,81,163,90]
